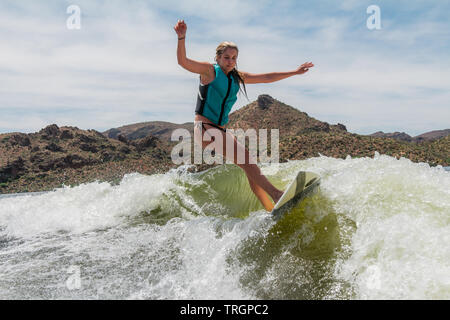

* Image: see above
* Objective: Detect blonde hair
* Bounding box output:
[215,41,248,100]
[215,41,239,60]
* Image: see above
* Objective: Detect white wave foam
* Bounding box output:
[128,212,272,300]
[0,173,174,238]
[313,154,450,299]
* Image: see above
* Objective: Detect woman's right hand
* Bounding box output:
[174,20,187,38]
[295,62,314,75]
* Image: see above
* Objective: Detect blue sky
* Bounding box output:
[0,0,449,136]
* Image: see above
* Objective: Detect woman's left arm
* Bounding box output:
[241,62,314,84]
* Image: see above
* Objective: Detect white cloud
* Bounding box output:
[0,0,449,136]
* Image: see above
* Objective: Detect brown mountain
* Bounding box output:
[227,94,347,136]
[103,121,193,142]
[370,131,413,142]
[370,129,450,142]
[414,129,450,142]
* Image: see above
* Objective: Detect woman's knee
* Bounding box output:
[237,163,260,175]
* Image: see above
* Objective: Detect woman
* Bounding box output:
[174,19,314,212]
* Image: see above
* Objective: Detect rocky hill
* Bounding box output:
[0,124,172,193]
[1,95,448,194]
[370,131,414,142]
[227,94,347,136]
[415,129,450,142]
[225,95,448,164]
[103,121,193,142]
[370,129,450,143]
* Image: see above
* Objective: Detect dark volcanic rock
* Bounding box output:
[79,143,98,153]
[40,124,60,139]
[297,122,330,134]
[9,134,31,147]
[45,142,64,152]
[336,123,347,132]
[0,157,26,183]
[257,94,274,109]
[77,133,96,144]
[61,154,91,169]
[118,134,129,145]
[37,154,95,171]
[60,130,74,140]
[30,151,49,163]
[119,146,131,154]
[134,136,159,152]
[100,151,114,162]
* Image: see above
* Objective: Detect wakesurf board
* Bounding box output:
[271,171,321,221]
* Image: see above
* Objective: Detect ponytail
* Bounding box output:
[230,68,249,101]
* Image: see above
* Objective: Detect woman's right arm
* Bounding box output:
[174,20,213,77]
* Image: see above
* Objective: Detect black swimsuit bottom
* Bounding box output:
[202,122,226,133]
[195,114,227,133]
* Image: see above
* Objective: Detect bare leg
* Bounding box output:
[238,163,283,206]
[246,172,275,211]
[196,123,284,210]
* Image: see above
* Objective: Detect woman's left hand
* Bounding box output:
[296,62,314,75]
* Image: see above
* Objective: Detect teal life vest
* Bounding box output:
[195,63,240,126]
